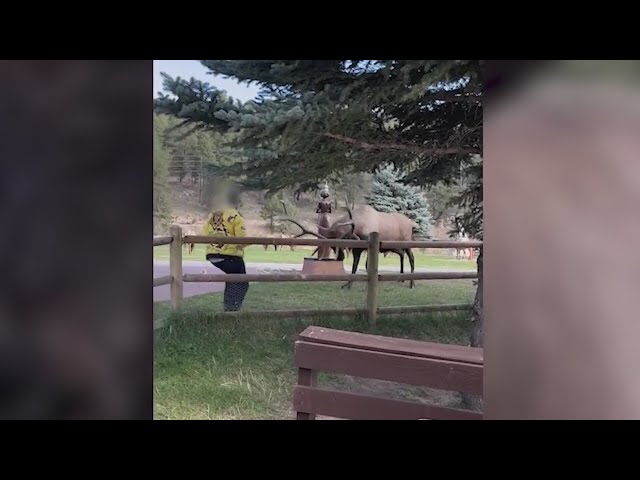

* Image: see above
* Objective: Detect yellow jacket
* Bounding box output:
[203,208,247,257]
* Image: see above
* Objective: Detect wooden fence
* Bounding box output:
[153,225,482,325]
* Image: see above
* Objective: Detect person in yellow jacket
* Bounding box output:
[204,190,249,311]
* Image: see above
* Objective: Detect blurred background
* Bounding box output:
[0,60,152,419]
[2,59,639,420]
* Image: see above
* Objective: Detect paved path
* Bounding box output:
[153,260,475,302]
[154,261,260,302]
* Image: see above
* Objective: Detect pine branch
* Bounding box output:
[322,133,478,155]
[425,91,482,103]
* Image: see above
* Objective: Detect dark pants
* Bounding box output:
[207,254,249,311]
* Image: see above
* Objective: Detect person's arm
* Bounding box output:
[232,213,247,249]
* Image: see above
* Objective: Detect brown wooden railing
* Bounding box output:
[154,225,481,325]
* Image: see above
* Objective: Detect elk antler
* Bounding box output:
[281,218,327,239]
[344,204,353,220]
[278,200,327,239]
[343,197,355,215]
[337,204,356,233]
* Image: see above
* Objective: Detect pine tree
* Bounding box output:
[154,60,482,239]
[153,120,171,234]
[366,167,432,239]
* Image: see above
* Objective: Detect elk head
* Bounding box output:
[333,205,358,260]
[278,201,357,260]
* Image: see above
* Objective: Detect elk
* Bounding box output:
[339,205,418,289]
[281,205,418,288]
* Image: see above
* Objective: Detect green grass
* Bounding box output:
[155,280,474,317]
[153,244,475,270]
[154,281,475,420]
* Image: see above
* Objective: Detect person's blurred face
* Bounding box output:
[206,180,242,210]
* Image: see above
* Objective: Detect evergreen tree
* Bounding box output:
[153,119,171,234]
[424,181,461,227]
[155,60,482,239]
[366,167,432,238]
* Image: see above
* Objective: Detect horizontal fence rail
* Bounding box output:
[153,275,172,287]
[207,303,473,320]
[377,304,472,314]
[153,236,173,246]
[155,226,482,326]
[380,240,483,249]
[183,273,369,283]
[184,235,366,248]
[379,272,477,281]
[183,235,483,250]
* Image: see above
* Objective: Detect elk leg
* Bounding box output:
[342,248,362,289]
[399,250,405,283]
[406,248,415,288]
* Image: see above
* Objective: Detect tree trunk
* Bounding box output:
[461,247,483,411]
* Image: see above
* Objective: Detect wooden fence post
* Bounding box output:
[170,224,183,310]
[366,231,380,326]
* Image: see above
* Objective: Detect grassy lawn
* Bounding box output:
[153,244,476,270]
[154,280,475,420]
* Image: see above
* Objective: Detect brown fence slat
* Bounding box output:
[183,273,473,283]
[153,275,172,287]
[294,341,483,394]
[298,326,483,365]
[293,386,482,420]
[381,240,483,249]
[183,273,368,283]
[378,304,472,315]
[205,305,471,319]
[153,236,173,246]
[379,272,477,281]
[184,235,366,248]
[183,235,482,250]
[214,307,367,318]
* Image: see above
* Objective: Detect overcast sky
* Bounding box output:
[153,60,260,102]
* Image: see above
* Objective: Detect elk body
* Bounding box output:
[337,205,417,289]
[283,205,418,288]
